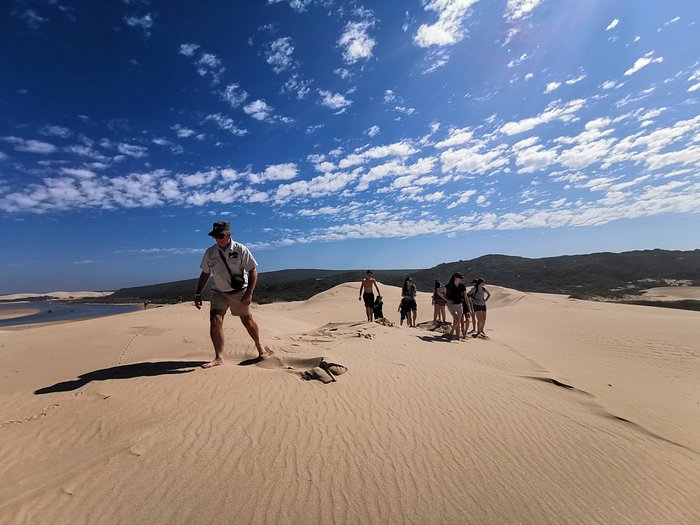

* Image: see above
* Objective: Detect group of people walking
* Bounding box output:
[359,271,491,339]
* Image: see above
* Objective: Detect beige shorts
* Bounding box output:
[210,289,250,317]
[446,302,463,318]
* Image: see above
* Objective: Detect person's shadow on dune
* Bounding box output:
[34,360,206,394]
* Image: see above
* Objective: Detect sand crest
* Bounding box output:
[0,283,698,524]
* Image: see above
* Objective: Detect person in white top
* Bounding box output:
[194,221,268,368]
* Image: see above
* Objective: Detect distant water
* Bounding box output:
[0,301,141,328]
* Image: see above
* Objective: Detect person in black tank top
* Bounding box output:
[442,272,467,340]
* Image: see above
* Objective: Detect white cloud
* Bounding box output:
[2,136,57,154]
[446,190,477,209]
[624,52,664,76]
[266,37,295,73]
[505,0,542,21]
[179,43,200,57]
[249,163,298,184]
[338,20,376,63]
[274,171,358,202]
[605,18,619,31]
[318,90,352,112]
[171,124,197,138]
[689,83,700,93]
[366,125,380,137]
[513,140,558,174]
[221,83,249,107]
[181,46,225,84]
[117,143,148,158]
[357,156,436,191]
[440,144,509,174]
[334,68,351,79]
[500,98,586,135]
[124,13,153,36]
[282,75,312,99]
[39,125,72,138]
[544,82,561,94]
[61,168,95,179]
[414,0,479,48]
[204,114,248,136]
[339,141,418,169]
[267,0,314,12]
[434,128,474,148]
[243,99,274,121]
[565,74,586,85]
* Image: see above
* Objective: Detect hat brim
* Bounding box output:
[208,229,232,237]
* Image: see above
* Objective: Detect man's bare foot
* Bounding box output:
[202,357,224,369]
[257,345,273,358]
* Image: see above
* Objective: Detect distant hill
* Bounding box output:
[99,249,700,309]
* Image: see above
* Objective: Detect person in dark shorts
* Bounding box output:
[470,278,491,337]
[432,280,447,324]
[359,270,381,322]
[442,272,467,340]
[401,276,418,327]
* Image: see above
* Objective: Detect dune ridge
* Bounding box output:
[0,283,698,524]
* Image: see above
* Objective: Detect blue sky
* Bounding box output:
[1,0,699,293]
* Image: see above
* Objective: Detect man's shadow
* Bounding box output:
[34,360,206,394]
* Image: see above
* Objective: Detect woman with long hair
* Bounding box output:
[401,276,418,327]
[432,280,447,324]
[442,272,466,340]
[470,278,491,337]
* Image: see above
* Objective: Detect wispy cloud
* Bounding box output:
[414,0,480,48]
[2,136,57,154]
[504,0,542,21]
[338,14,377,64]
[318,90,352,113]
[124,13,153,37]
[624,52,664,76]
[605,18,619,31]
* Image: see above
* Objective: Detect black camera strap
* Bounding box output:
[218,249,242,286]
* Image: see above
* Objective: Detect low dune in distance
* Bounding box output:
[0,291,113,302]
[0,282,698,524]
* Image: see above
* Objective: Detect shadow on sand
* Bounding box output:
[34,360,207,394]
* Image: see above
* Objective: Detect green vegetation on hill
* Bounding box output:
[100,249,700,309]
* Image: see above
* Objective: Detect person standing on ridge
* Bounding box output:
[194,221,268,368]
[359,270,381,322]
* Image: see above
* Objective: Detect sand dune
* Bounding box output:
[0,282,698,524]
[640,285,700,301]
[0,291,113,302]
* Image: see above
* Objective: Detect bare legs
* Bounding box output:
[449,311,461,340]
[365,307,373,322]
[202,311,267,368]
[475,310,486,336]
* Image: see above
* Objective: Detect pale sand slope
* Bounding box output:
[0,283,698,524]
[640,286,700,301]
[0,291,112,301]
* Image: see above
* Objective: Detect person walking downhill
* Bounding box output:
[359,270,381,322]
[194,221,268,368]
[441,273,467,341]
[470,278,491,338]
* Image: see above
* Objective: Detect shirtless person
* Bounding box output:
[359,270,381,322]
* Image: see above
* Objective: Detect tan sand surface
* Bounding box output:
[0,283,698,524]
[640,286,700,301]
[0,308,40,321]
[0,291,112,301]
